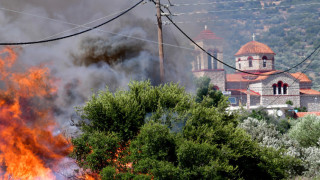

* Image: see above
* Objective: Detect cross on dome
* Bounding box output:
[252,33,255,41]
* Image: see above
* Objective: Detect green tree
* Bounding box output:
[72,81,302,179]
[289,115,320,147]
[195,76,229,110]
[76,81,191,142]
[71,131,120,172]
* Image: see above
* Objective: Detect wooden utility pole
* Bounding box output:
[156,0,165,83]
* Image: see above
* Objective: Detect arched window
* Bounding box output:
[273,84,277,95]
[278,81,283,94]
[262,56,267,67]
[238,58,241,69]
[283,83,288,95]
[213,50,218,69]
[248,56,253,67]
[207,54,212,69]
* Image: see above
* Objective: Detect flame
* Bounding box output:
[0,47,71,179]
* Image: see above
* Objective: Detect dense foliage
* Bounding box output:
[239,115,320,178]
[71,80,304,179]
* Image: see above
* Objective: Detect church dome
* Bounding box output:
[235,41,275,56]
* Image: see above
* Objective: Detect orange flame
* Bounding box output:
[0,47,71,179]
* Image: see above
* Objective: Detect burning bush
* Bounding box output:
[0,47,72,179]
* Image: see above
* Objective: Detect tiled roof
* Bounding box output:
[295,112,320,118]
[226,71,279,82]
[226,71,312,84]
[194,29,223,41]
[229,89,261,96]
[235,41,276,56]
[300,89,320,95]
[291,72,312,83]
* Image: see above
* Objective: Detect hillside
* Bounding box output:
[173,0,320,89]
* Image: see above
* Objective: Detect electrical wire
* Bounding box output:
[0,1,197,52]
[0,0,144,45]
[153,0,320,76]
[163,12,313,25]
[260,49,320,111]
[166,0,263,7]
[19,6,136,48]
[173,2,320,16]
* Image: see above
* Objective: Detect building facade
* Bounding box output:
[192,27,320,113]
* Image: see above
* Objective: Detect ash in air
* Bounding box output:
[0,0,194,136]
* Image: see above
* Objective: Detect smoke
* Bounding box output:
[0,0,195,137]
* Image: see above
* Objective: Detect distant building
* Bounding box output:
[192,27,320,114]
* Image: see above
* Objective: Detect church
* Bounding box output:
[192,26,320,114]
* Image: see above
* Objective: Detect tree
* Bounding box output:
[75,81,191,142]
[195,76,229,110]
[72,81,302,179]
[289,115,320,147]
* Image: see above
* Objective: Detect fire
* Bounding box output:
[0,47,71,179]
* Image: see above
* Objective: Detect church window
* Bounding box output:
[278,81,283,94]
[213,51,218,69]
[273,84,277,95]
[248,56,253,67]
[238,58,241,69]
[262,56,267,67]
[283,84,288,95]
[207,54,212,69]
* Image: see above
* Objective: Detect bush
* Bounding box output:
[289,115,320,147]
[100,166,116,180]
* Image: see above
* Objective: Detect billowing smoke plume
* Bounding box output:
[0,0,195,136]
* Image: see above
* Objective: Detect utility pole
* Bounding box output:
[156,0,165,83]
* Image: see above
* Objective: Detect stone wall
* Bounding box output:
[251,95,261,106]
[235,54,274,72]
[227,82,249,90]
[301,95,320,112]
[300,82,312,89]
[260,73,301,106]
[193,70,226,91]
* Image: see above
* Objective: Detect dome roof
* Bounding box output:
[194,29,223,41]
[235,41,275,56]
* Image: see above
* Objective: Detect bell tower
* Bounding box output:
[192,26,226,91]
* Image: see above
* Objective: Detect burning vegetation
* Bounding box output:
[0,47,72,179]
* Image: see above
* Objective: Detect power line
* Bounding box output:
[19,6,134,48]
[161,9,320,76]
[163,12,313,25]
[173,2,320,16]
[152,0,320,76]
[0,2,196,53]
[260,48,320,111]
[0,0,144,45]
[165,0,262,7]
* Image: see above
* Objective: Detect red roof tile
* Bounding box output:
[291,72,312,83]
[300,89,320,95]
[229,89,261,96]
[235,41,275,56]
[295,112,320,118]
[194,29,223,41]
[226,71,279,82]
